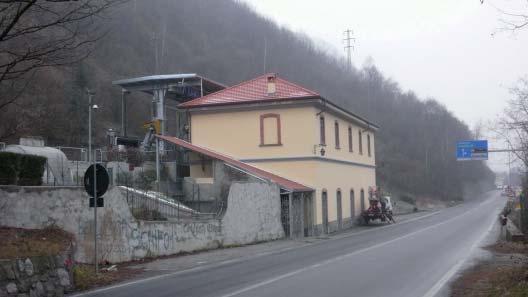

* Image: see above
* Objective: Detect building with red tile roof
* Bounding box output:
[179,73,319,108]
[175,73,379,236]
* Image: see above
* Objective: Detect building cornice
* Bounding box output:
[239,156,376,169]
[185,98,379,132]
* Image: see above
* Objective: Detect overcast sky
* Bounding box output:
[241,0,528,173]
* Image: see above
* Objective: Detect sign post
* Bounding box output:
[83,164,109,274]
[93,155,97,274]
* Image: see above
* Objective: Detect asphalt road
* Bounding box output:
[75,190,505,297]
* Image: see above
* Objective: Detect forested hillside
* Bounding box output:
[1,0,495,200]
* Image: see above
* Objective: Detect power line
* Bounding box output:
[343,29,355,70]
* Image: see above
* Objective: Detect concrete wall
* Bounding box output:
[184,159,225,206]
[222,182,284,245]
[0,182,284,263]
[183,160,262,213]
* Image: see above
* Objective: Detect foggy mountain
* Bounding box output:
[9,0,495,201]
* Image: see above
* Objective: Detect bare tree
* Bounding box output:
[473,119,485,140]
[481,0,528,33]
[0,0,124,115]
[494,78,528,169]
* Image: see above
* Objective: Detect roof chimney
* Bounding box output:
[266,74,277,96]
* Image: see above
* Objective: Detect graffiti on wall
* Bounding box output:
[77,210,222,262]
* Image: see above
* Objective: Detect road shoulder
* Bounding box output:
[450,240,528,296]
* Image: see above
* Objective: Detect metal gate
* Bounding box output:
[291,195,303,238]
[280,194,290,237]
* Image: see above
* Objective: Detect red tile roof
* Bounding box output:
[179,73,320,108]
[156,135,313,192]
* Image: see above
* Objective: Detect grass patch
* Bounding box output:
[73,265,98,291]
[0,226,72,259]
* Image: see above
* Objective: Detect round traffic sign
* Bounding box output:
[84,164,109,198]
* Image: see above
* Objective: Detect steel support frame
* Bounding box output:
[121,89,129,137]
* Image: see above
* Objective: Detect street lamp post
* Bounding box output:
[87,89,99,273]
[87,89,95,163]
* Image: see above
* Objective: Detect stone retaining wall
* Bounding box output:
[0,251,73,297]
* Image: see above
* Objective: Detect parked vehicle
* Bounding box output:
[361,195,395,225]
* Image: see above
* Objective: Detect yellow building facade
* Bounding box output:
[180,74,378,234]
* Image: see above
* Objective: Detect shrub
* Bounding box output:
[135,169,156,191]
[0,152,46,186]
[400,194,416,205]
[18,154,47,186]
[116,171,133,186]
[73,265,95,290]
[130,207,167,221]
[0,152,21,185]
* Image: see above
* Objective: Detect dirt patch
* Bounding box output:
[451,241,528,297]
[414,196,456,211]
[0,226,73,259]
[486,240,528,254]
[451,263,528,296]
[72,264,144,291]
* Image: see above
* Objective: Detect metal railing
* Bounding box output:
[1,143,227,220]
[105,146,226,221]
[119,185,225,221]
[56,146,88,162]
[120,186,195,220]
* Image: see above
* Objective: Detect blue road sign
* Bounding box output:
[456,140,488,161]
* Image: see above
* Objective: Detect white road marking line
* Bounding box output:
[332,211,440,240]
[218,201,495,297]
[422,199,500,297]
[68,265,210,297]
[69,210,443,297]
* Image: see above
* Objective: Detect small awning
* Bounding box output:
[156,135,313,193]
